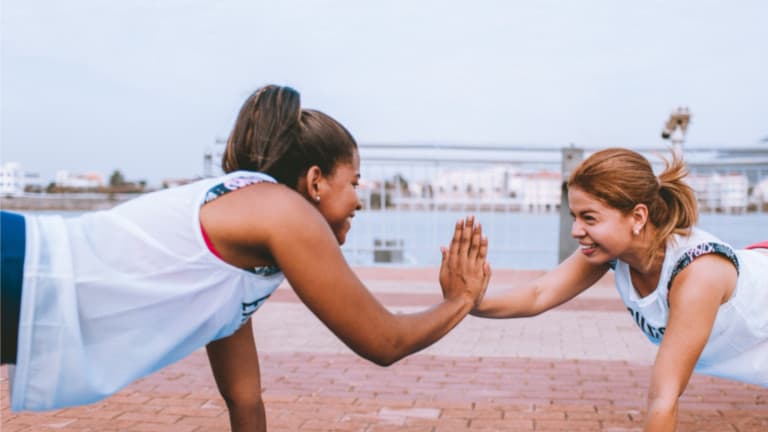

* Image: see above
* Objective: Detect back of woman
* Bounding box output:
[12,171,283,410]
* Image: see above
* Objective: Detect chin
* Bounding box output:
[334,229,348,245]
[334,222,352,245]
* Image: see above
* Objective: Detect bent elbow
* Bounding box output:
[525,308,545,318]
[358,332,409,367]
[368,354,400,367]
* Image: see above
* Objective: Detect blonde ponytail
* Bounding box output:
[647,154,698,258]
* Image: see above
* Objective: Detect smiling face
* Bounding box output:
[568,186,638,263]
[314,150,362,245]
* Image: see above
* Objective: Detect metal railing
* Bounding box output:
[342,144,768,268]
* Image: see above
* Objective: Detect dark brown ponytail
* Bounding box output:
[221,85,357,188]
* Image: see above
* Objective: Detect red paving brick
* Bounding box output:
[2,268,767,431]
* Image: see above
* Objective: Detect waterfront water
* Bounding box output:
[342,211,768,269]
[18,209,767,269]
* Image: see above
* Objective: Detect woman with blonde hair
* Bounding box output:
[472,147,767,431]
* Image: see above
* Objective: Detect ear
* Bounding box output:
[297,165,325,201]
[630,203,649,231]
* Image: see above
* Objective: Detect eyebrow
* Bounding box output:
[569,209,597,217]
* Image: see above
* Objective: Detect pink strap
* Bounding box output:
[200,223,223,259]
[746,240,768,250]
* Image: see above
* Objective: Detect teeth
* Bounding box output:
[580,244,596,249]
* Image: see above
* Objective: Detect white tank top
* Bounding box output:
[11,171,286,411]
[613,228,768,386]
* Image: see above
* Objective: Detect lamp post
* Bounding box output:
[661,107,691,157]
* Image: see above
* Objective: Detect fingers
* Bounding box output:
[448,218,464,260]
[467,222,483,261]
[458,215,474,258]
[477,232,489,262]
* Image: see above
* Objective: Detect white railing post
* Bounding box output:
[559,145,584,263]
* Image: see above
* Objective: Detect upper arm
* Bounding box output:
[648,254,737,401]
[256,188,397,355]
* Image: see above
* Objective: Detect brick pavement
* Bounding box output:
[2,268,767,431]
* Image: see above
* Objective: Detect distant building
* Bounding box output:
[751,178,768,211]
[1,162,43,195]
[429,165,561,212]
[687,172,749,213]
[54,170,105,189]
[520,170,561,212]
[1,162,24,195]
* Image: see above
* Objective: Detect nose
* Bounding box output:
[355,197,362,211]
[570,219,586,239]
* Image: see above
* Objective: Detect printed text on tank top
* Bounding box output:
[623,242,740,344]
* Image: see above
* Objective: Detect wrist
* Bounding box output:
[446,292,474,314]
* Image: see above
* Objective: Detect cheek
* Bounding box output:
[586,225,615,244]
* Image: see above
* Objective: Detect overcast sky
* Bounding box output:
[2,0,766,186]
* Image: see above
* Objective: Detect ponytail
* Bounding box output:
[221,85,357,188]
[222,85,301,178]
[647,153,698,258]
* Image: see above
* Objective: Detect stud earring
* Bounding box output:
[315,195,320,202]
[633,227,640,236]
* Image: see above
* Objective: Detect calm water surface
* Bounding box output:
[22,209,767,269]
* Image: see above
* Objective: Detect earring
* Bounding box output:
[315,195,320,202]
[633,227,640,236]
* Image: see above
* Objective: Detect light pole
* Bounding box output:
[661,107,691,157]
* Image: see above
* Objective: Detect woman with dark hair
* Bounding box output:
[1,85,491,431]
[471,147,767,432]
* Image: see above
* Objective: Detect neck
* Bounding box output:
[620,227,666,276]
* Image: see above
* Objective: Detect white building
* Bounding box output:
[55,170,105,189]
[688,172,749,213]
[1,162,25,195]
[1,162,43,195]
[430,165,561,211]
[750,178,768,211]
[520,171,561,212]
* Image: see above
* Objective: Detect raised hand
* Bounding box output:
[439,216,491,307]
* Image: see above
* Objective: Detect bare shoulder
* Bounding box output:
[200,181,331,256]
[670,253,737,305]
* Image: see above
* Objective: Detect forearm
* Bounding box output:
[366,294,474,366]
[402,294,475,352]
[471,286,541,318]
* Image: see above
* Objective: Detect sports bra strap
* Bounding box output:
[668,242,740,291]
[200,172,280,276]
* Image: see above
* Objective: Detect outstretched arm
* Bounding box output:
[471,249,608,318]
[238,188,490,366]
[277,214,489,366]
[643,254,735,432]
